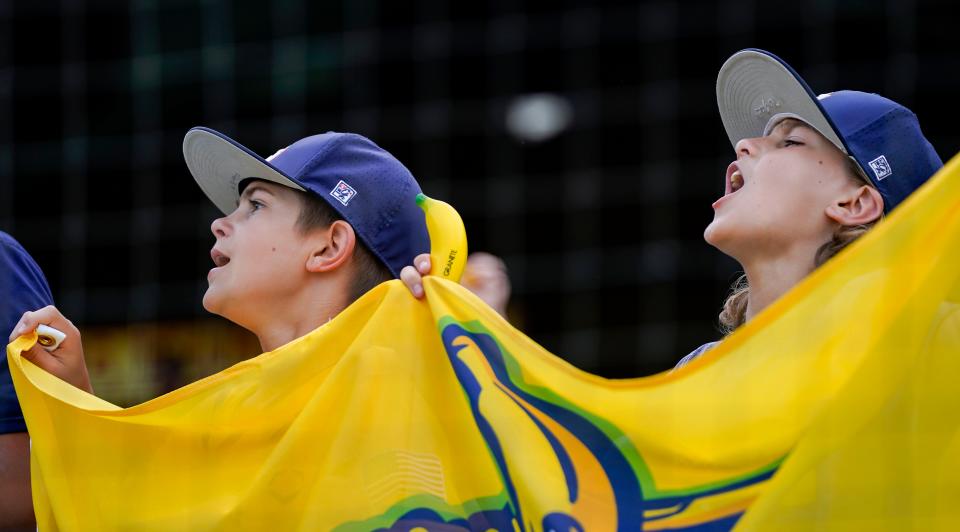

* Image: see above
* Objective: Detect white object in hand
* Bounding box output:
[36,324,66,352]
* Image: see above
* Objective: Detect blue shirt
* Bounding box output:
[674,341,719,370]
[0,231,54,433]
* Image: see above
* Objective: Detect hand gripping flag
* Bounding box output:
[8,153,960,530]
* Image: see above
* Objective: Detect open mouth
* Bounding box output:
[725,162,745,196]
[211,248,231,268]
[730,170,744,193]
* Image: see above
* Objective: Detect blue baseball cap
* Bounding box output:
[182,127,430,277]
[716,48,943,212]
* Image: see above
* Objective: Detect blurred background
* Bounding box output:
[1,0,957,405]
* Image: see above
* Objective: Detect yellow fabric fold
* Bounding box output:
[9,154,960,530]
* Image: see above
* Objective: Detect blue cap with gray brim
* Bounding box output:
[716,48,943,213]
[182,127,430,278]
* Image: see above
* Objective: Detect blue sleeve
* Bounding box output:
[0,232,54,434]
[673,341,719,371]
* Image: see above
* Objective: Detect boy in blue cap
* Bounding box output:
[11,129,431,389]
[184,128,432,351]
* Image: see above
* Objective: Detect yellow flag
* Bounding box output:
[9,154,960,530]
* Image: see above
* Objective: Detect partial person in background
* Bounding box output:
[455,252,511,318]
[402,49,943,371]
[0,231,54,528]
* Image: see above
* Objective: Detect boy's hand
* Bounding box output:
[8,306,93,394]
[400,254,432,299]
[401,252,511,317]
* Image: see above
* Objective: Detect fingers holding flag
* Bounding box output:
[401,252,511,317]
[400,253,432,299]
[9,306,93,394]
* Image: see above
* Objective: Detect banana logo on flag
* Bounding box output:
[353,317,781,530]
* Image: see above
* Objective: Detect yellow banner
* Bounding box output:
[9,154,960,530]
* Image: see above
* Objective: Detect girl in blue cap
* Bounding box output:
[403,48,944,370]
[675,48,942,366]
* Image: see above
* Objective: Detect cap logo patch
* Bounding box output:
[753,96,781,117]
[330,180,358,206]
[868,155,893,181]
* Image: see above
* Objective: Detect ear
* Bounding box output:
[825,185,884,226]
[305,221,356,273]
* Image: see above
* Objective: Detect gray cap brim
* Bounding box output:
[716,49,846,154]
[183,127,304,215]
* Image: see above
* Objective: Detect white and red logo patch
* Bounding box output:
[868,155,892,181]
[330,180,358,206]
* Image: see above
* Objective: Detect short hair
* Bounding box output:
[293,190,393,304]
